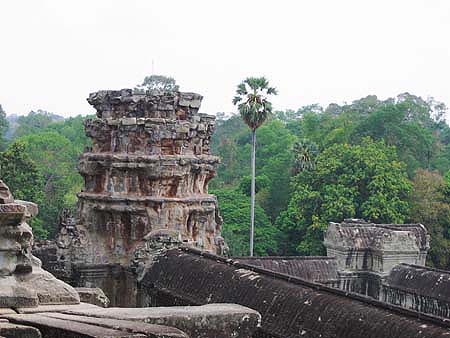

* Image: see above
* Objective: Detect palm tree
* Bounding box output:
[232,77,277,256]
[292,139,318,175]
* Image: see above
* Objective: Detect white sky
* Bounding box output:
[1,0,450,117]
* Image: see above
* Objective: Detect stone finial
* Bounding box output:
[0,180,14,204]
[0,179,80,308]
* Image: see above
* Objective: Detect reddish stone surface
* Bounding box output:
[74,90,225,267]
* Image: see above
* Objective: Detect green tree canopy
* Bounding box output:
[0,141,47,238]
[0,104,8,150]
[0,141,44,203]
[409,169,450,269]
[46,115,92,153]
[14,131,83,236]
[213,188,279,256]
[277,139,412,255]
[292,139,318,174]
[135,74,179,93]
[211,118,295,221]
[353,103,434,176]
[13,110,64,139]
[239,174,270,196]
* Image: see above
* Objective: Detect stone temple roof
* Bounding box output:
[324,219,429,252]
[141,247,450,338]
[234,256,339,283]
[387,264,450,302]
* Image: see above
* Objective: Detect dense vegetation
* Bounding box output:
[0,112,90,237]
[0,92,449,269]
[212,93,450,269]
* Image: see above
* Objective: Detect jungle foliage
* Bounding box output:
[212,93,450,267]
[0,112,90,237]
[0,93,449,269]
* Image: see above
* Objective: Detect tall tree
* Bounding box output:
[232,77,277,256]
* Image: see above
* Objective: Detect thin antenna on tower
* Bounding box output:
[152,59,155,75]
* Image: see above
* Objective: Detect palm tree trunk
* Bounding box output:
[250,129,256,257]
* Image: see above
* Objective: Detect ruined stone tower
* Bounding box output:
[76,89,224,266]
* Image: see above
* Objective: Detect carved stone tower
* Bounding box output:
[77,89,224,266]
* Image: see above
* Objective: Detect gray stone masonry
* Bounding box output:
[0,180,80,308]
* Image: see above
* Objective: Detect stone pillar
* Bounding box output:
[76,89,225,266]
[0,180,79,308]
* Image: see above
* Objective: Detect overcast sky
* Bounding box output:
[1,0,450,117]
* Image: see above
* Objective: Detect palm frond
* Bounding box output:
[236,83,247,96]
[267,87,278,95]
[232,76,277,130]
[232,96,242,105]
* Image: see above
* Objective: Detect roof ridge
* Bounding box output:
[178,246,450,329]
[397,263,450,274]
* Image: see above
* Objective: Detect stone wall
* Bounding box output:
[380,264,450,318]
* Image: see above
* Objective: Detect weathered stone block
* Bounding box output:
[3,314,147,337]
[63,303,260,338]
[324,219,429,275]
[36,313,188,338]
[122,117,137,126]
[0,322,42,338]
[0,181,80,309]
[75,288,110,308]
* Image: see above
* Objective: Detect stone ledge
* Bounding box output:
[102,116,214,126]
[0,321,42,338]
[0,204,26,226]
[3,313,147,337]
[3,303,260,338]
[3,313,188,338]
[87,89,205,119]
[77,193,218,204]
[80,153,220,164]
[40,313,188,338]
[15,303,99,314]
[63,303,260,338]
[75,288,110,308]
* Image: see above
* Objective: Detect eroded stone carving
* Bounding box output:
[323,218,430,298]
[0,180,80,308]
[130,229,183,281]
[74,90,225,267]
[324,219,429,274]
